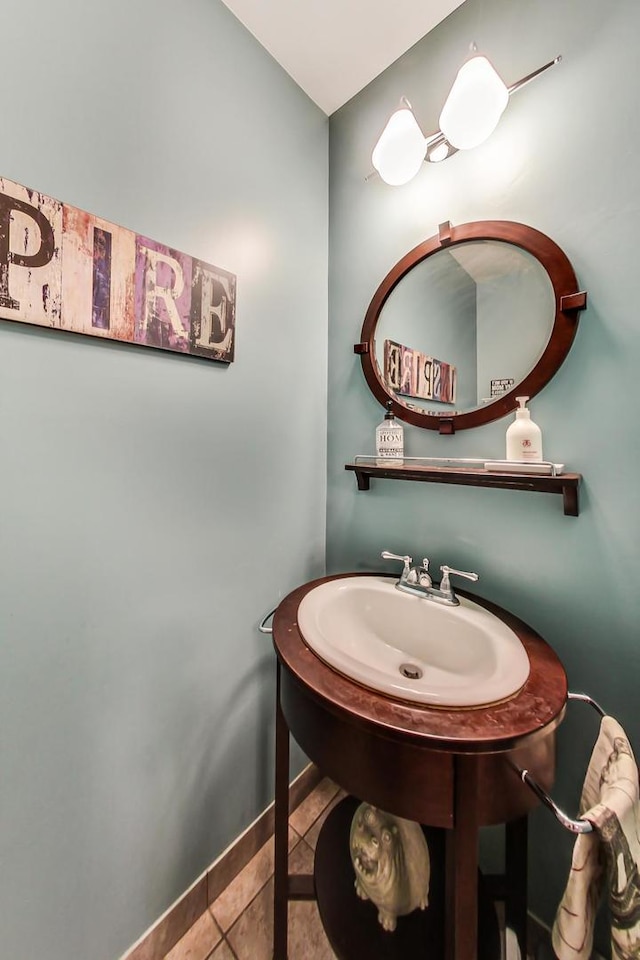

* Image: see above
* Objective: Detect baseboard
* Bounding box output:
[120,762,322,960]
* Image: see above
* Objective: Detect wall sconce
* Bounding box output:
[371,51,561,186]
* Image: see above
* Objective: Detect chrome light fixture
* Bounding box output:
[371,51,561,186]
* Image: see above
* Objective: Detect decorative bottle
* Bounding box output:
[506,396,543,461]
[376,401,404,465]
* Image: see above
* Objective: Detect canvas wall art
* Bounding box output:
[0,175,236,363]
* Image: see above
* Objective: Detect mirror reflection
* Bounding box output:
[374,240,555,415]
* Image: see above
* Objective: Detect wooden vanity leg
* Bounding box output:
[505,816,528,958]
[445,756,480,960]
[274,663,290,960]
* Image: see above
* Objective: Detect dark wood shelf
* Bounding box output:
[345,461,581,516]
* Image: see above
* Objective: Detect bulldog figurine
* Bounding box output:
[349,802,431,932]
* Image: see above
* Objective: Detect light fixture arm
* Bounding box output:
[507,55,562,96]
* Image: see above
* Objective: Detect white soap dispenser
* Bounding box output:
[506,396,543,462]
[376,401,404,465]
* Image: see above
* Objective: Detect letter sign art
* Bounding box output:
[0,175,236,363]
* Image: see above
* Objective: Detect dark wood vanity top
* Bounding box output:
[272,572,568,756]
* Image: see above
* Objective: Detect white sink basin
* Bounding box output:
[297,576,530,708]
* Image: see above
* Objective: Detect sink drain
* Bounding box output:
[399,662,423,680]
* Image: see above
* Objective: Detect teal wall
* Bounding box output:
[0,2,327,959]
[328,0,639,945]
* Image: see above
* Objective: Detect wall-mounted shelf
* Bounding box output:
[345,458,581,516]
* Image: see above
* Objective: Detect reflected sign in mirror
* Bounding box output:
[356,221,587,432]
[384,338,458,404]
[376,241,554,414]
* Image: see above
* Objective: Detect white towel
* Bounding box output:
[552,716,640,960]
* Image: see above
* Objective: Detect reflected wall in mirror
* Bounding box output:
[356,221,587,432]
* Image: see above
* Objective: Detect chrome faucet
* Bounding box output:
[381,551,432,597]
[381,552,478,606]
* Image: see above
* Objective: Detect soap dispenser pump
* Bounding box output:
[376,401,404,465]
[506,396,543,461]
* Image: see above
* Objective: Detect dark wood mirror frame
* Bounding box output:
[355,220,587,434]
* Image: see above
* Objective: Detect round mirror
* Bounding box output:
[357,221,586,432]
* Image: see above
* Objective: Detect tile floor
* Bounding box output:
[164,777,345,960]
[162,777,552,960]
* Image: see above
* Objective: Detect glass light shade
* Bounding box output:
[438,56,509,150]
[372,107,427,186]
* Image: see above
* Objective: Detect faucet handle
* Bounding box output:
[381,551,413,578]
[439,565,479,596]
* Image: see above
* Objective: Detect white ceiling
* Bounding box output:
[220,0,468,115]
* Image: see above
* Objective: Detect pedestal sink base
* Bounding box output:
[272,574,568,960]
